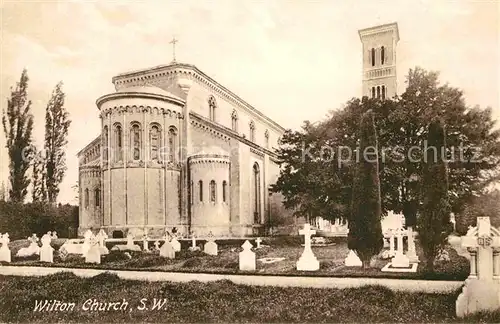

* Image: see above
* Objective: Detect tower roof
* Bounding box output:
[358,22,399,42]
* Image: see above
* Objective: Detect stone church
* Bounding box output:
[77,62,285,238]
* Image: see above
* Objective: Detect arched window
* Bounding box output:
[130,122,141,161]
[150,124,160,161]
[198,180,203,202]
[371,48,375,66]
[372,87,376,98]
[208,96,217,121]
[85,188,89,208]
[222,180,227,203]
[382,85,386,100]
[168,127,177,162]
[381,46,385,65]
[103,126,109,162]
[253,163,261,223]
[249,121,255,142]
[264,130,269,149]
[210,180,216,202]
[231,110,238,132]
[94,188,100,207]
[377,86,381,98]
[114,123,123,162]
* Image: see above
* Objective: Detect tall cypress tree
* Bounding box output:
[2,69,34,203]
[348,109,384,268]
[418,118,451,272]
[44,82,71,204]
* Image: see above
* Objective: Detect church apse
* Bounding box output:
[90,85,186,237]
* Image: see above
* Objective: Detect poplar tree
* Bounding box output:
[2,69,34,202]
[44,82,71,204]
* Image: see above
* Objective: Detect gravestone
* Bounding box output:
[0,233,11,263]
[456,217,500,317]
[406,226,419,263]
[85,236,101,264]
[17,234,40,257]
[171,236,181,252]
[255,237,262,249]
[296,224,319,271]
[51,231,58,240]
[119,232,141,251]
[204,232,218,256]
[40,233,54,263]
[96,229,109,255]
[154,240,161,251]
[391,227,410,267]
[81,229,93,257]
[239,240,256,271]
[345,250,362,267]
[160,241,175,259]
[189,233,200,252]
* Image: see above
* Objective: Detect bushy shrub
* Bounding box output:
[0,201,78,239]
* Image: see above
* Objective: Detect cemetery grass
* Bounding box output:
[5,236,469,281]
[1,272,499,323]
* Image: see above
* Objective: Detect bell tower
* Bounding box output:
[359,22,399,100]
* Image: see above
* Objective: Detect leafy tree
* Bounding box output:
[348,110,384,267]
[2,69,34,202]
[44,82,71,204]
[418,119,451,272]
[271,121,351,222]
[456,189,500,235]
[271,67,500,229]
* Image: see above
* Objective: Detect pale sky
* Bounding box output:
[0,0,499,204]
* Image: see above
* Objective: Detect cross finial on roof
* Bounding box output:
[169,36,178,64]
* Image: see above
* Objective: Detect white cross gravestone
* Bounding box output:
[239,240,256,271]
[124,232,141,251]
[160,240,175,259]
[81,229,93,257]
[154,240,161,251]
[456,217,500,317]
[204,232,218,256]
[296,224,319,271]
[255,237,262,249]
[391,227,410,267]
[0,233,11,263]
[96,229,109,255]
[40,233,54,263]
[189,233,200,252]
[85,235,101,264]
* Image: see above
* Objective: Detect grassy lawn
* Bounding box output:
[4,236,469,280]
[0,272,498,323]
